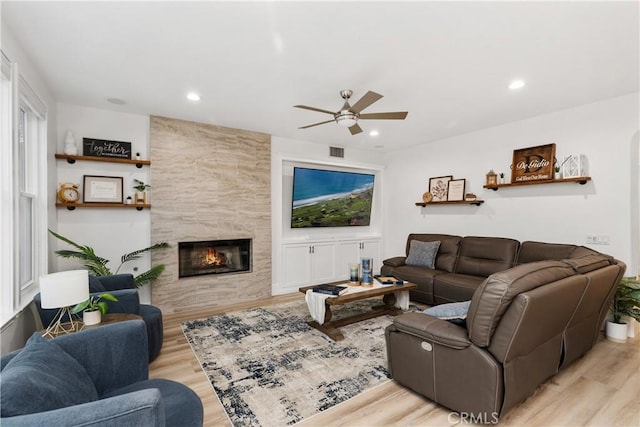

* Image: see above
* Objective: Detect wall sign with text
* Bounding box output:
[83,137,132,159]
[511,143,556,183]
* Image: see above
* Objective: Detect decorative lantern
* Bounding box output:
[486,170,498,186]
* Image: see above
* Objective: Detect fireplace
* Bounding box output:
[178,239,252,278]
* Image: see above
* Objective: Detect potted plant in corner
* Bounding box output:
[133,179,151,204]
[71,293,118,326]
[606,276,640,343]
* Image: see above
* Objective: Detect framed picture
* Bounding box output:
[447,179,466,201]
[429,175,452,202]
[83,175,123,203]
[511,143,556,183]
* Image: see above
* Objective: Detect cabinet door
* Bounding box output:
[282,244,312,288]
[335,241,361,281]
[310,243,336,284]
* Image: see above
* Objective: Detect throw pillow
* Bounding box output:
[423,300,471,320]
[0,333,98,417]
[405,240,441,269]
[89,275,107,293]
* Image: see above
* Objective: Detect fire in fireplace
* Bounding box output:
[178,239,252,278]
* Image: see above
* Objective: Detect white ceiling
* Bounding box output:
[3,1,638,152]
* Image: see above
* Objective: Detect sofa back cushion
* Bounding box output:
[0,333,98,417]
[454,237,520,277]
[406,234,462,273]
[466,260,576,347]
[517,241,577,265]
[564,246,614,273]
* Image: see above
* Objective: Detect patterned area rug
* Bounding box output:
[182,299,401,426]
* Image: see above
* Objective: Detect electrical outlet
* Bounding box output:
[586,234,610,245]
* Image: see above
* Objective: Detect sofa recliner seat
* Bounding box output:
[34,274,163,361]
[0,320,203,427]
[383,233,626,420]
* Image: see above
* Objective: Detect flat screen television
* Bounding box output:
[291,167,375,228]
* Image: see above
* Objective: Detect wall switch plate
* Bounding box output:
[586,234,610,245]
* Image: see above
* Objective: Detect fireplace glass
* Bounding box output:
[178,239,251,278]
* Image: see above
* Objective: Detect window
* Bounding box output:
[0,51,48,325]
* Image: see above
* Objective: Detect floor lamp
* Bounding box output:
[40,270,90,338]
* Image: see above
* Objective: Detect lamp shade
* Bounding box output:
[39,270,90,309]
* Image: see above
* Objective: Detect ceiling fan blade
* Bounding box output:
[350,91,383,113]
[359,112,408,120]
[348,123,363,135]
[299,119,335,129]
[294,105,336,115]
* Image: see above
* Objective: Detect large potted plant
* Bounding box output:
[606,276,640,343]
[49,230,170,287]
[71,293,118,325]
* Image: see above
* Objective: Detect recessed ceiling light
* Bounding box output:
[509,80,525,90]
[186,92,201,101]
[369,130,379,137]
[107,98,126,105]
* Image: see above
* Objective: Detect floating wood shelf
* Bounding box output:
[55,154,150,168]
[483,176,591,191]
[56,202,151,211]
[415,200,484,207]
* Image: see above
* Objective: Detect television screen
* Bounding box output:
[291,167,375,228]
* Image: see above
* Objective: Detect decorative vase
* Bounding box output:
[606,321,628,343]
[63,130,77,155]
[135,192,147,204]
[83,310,101,326]
[348,263,360,285]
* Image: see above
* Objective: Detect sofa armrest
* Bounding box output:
[1,389,165,427]
[51,320,149,395]
[383,256,406,267]
[105,289,141,315]
[392,312,471,350]
[99,274,136,291]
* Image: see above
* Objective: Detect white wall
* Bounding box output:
[384,93,640,274]
[271,136,386,290]
[55,103,153,302]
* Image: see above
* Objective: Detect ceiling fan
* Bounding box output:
[294,90,408,135]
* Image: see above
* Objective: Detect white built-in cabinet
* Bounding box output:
[282,238,382,291]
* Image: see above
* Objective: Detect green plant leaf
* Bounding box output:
[99,293,119,302]
[71,300,90,314]
[97,301,109,315]
[134,264,166,287]
[118,242,171,267]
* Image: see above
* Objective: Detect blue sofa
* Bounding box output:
[0,320,203,427]
[34,274,163,361]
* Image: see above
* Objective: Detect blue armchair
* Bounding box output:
[0,320,203,426]
[34,274,163,361]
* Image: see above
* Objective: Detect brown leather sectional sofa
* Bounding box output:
[382,234,626,421]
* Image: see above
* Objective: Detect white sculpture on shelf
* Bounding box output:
[63,130,78,155]
[561,154,588,178]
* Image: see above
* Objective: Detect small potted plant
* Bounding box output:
[499,172,505,184]
[71,293,118,326]
[133,179,151,204]
[606,276,640,343]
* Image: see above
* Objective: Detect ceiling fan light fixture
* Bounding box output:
[335,112,358,127]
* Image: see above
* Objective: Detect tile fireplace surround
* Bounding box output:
[150,116,271,313]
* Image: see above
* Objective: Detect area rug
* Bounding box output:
[181,299,405,427]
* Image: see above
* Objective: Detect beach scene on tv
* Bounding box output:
[291,167,375,228]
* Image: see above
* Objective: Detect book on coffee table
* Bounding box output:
[374,275,405,285]
[312,284,348,296]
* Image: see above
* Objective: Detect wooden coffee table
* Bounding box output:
[41,313,142,338]
[299,282,416,341]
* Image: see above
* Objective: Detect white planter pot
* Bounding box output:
[624,317,636,338]
[606,321,628,343]
[83,310,102,326]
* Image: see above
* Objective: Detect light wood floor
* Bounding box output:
[149,294,640,427]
